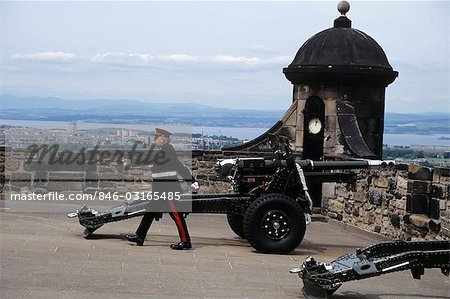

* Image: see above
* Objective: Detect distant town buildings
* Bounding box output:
[1,123,242,151]
[116,128,137,138]
[68,122,77,135]
[191,133,241,150]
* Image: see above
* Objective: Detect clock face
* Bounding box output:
[308,118,322,134]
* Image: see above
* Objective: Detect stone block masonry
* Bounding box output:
[322,164,449,240]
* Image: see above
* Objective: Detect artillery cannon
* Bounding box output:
[68,135,395,254]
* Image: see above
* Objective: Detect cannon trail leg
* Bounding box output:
[291,240,450,298]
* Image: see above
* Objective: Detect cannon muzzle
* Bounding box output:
[294,159,396,170]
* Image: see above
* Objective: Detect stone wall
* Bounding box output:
[0,148,4,197]
[0,147,231,200]
[4,147,151,197]
[323,164,449,240]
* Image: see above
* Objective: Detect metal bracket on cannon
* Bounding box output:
[291,240,450,298]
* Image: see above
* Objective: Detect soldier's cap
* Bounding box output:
[154,128,172,138]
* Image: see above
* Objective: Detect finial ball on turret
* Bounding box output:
[337,1,350,16]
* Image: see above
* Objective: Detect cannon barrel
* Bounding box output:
[261,159,395,170]
[217,158,395,179]
[294,159,395,170]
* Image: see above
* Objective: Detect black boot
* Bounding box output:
[170,241,192,250]
[125,234,144,246]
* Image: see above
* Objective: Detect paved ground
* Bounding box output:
[1,208,449,299]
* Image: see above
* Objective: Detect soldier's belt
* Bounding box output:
[152,171,177,178]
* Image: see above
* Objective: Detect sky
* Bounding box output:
[1,1,449,113]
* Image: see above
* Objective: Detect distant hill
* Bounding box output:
[0,94,235,113]
[0,94,284,127]
[1,95,448,133]
[384,112,449,135]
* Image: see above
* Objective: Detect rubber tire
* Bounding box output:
[244,193,306,254]
[227,213,246,239]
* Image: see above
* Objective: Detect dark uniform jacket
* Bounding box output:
[151,143,192,193]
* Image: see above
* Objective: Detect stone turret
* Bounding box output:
[228,1,398,161]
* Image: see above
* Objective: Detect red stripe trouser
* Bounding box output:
[136,211,190,243]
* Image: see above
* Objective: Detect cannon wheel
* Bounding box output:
[226,213,246,239]
[244,193,306,254]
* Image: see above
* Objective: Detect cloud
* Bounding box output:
[248,45,278,54]
[6,51,291,75]
[158,54,198,62]
[11,51,76,62]
[90,52,291,71]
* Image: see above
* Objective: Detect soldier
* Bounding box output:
[125,128,196,250]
